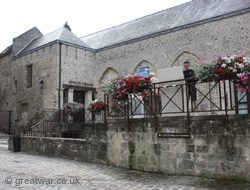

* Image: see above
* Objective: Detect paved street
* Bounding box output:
[0,134,250,190]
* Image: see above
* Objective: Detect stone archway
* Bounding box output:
[133,60,156,75]
[172,51,200,69]
[97,67,119,100]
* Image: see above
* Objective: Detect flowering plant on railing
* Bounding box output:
[194,52,250,93]
[213,52,250,93]
[194,60,217,81]
[63,102,85,116]
[214,53,245,80]
[106,74,152,104]
[87,100,107,113]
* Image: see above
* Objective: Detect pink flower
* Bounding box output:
[233,52,238,55]
[212,58,216,62]
[242,52,245,56]
[243,81,248,85]
[245,63,248,66]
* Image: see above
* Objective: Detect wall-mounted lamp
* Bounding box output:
[39,80,44,89]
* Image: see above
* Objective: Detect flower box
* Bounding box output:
[195,52,250,93]
[63,102,85,116]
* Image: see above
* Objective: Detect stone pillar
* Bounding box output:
[85,91,92,106]
[68,89,74,103]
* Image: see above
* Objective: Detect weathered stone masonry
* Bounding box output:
[9,115,250,182]
[1,0,250,130]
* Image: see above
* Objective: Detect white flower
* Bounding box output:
[237,73,245,78]
[222,57,227,60]
[239,63,245,69]
[226,58,231,63]
[233,69,237,72]
[228,66,233,70]
[235,62,244,69]
[221,64,227,68]
[243,57,248,63]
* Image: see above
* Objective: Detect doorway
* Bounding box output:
[73,90,85,122]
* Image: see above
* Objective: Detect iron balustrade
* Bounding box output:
[20,79,249,138]
[104,78,250,137]
[22,109,106,137]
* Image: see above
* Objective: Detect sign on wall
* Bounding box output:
[139,66,150,77]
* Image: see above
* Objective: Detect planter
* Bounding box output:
[200,78,214,83]
[216,75,235,81]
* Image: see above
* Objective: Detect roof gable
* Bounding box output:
[18,27,91,56]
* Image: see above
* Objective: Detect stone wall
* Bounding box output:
[61,45,97,88]
[0,44,59,128]
[12,27,43,57]
[9,123,107,164]
[9,136,107,164]
[107,115,250,182]
[96,12,250,85]
[8,115,250,182]
[1,10,250,130]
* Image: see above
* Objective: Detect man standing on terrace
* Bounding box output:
[183,61,198,110]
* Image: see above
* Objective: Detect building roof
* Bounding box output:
[18,27,92,56]
[8,0,250,58]
[0,45,12,58]
[80,0,250,50]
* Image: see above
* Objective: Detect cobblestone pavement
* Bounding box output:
[0,136,250,190]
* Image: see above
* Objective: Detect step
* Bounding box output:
[0,132,10,139]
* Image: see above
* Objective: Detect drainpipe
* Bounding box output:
[58,42,62,109]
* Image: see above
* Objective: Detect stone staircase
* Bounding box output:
[0,132,9,149]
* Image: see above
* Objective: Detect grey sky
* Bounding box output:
[0,0,190,52]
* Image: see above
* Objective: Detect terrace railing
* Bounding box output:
[104,78,249,137]
[22,109,105,137]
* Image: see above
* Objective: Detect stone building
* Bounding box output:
[0,0,250,130]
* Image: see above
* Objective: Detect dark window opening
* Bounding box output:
[26,65,32,88]
[63,89,68,105]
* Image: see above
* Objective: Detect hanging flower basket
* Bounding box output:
[87,100,107,113]
[63,102,85,116]
[195,52,250,93]
[106,74,152,104]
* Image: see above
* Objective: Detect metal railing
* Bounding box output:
[22,109,105,137]
[104,79,250,136]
